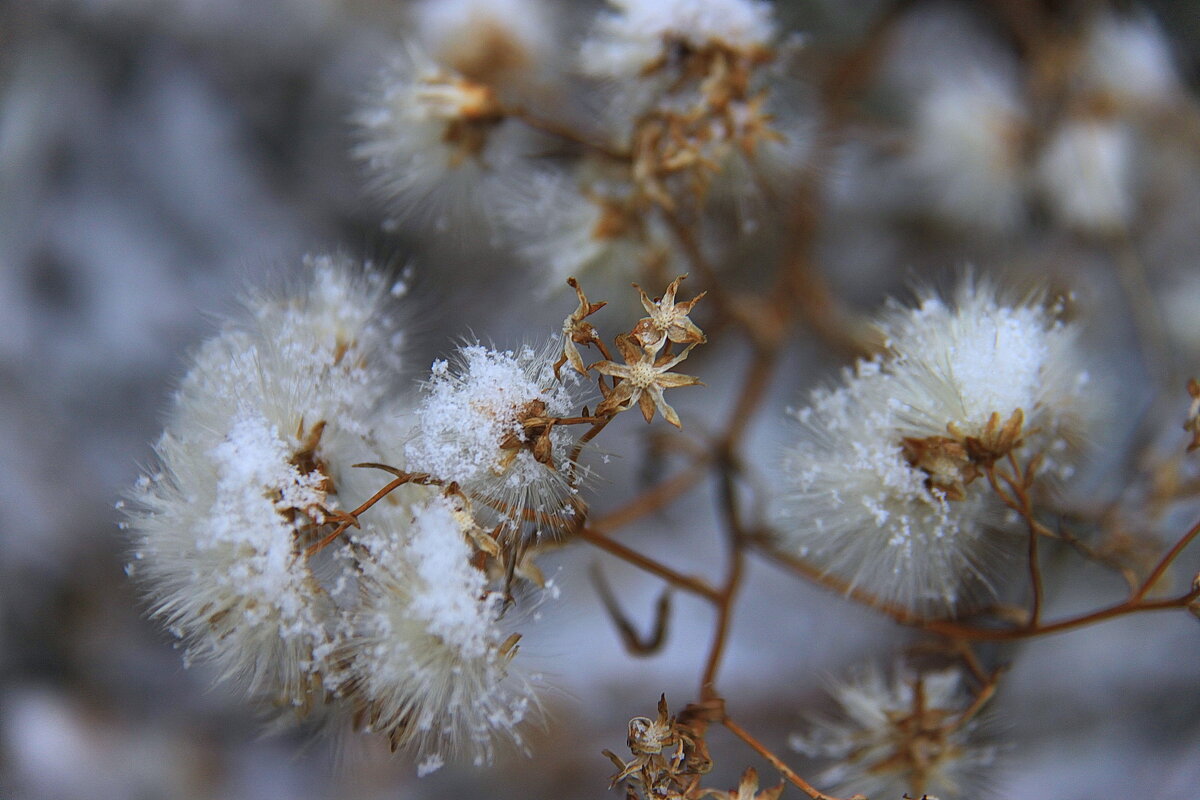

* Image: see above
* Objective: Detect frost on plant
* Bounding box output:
[776,281,1091,614]
[404,341,590,543]
[790,663,997,800]
[128,258,554,766]
[128,256,401,709]
[335,495,536,766]
[111,1,1200,797]
[354,44,533,230]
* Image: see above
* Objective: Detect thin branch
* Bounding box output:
[508,107,630,161]
[1132,515,1200,602]
[576,526,721,603]
[922,587,1200,642]
[721,716,864,800]
[699,461,746,697]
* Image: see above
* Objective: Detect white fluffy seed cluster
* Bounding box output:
[337,495,536,766]
[355,0,810,288]
[776,281,1090,614]
[128,258,547,770]
[790,664,997,800]
[405,341,588,541]
[353,44,534,232]
[579,0,776,80]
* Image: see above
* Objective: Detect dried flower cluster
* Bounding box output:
[129,259,553,767]
[128,259,708,769]
[113,1,1200,798]
[356,0,805,287]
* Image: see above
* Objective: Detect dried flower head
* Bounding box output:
[594,333,702,428]
[335,494,539,771]
[631,274,707,351]
[580,0,776,81]
[354,44,532,230]
[776,280,1090,613]
[605,695,713,800]
[580,0,791,209]
[403,341,589,541]
[558,277,608,378]
[790,664,997,800]
[878,281,1089,478]
[412,0,559,93]
[127,256,402,710]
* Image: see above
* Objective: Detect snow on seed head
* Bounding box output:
[404,341,588,541]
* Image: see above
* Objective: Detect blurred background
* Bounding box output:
[4,1,1200,798]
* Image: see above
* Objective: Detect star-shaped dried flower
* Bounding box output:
[593,334,701,428]
[631,275,707,352]
[557,277,607,377]
[702,768,783,800]
[604,695,712,800]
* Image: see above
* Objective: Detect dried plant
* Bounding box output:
[120,1,1200,798]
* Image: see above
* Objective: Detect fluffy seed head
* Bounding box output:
[404,341,588,540]
[128,256,402,708]
[580,0,777,80]
[1036,118,1136,235]
[1082,11,1178,110]
[907,70,1028,233]
[336,494,538,768]
[790,664,997,800]
[354,44,531,231]
[499,168,670,289]
[413,0,559,92]
[776,280,1090,613]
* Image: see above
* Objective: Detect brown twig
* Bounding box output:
[576,526,721,603]
[1132,515,1200,602]
[508,107,630,161]
[699,458,747,698]
[591,562,673,655]
[303,467,439,556]
[921,587,1200,642]
[588,457,713,533]
[721,715,863,800]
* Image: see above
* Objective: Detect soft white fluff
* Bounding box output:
[776,281,1090,614]
[353,45,533,231]
[790,664,997,800]
[498,168,667,289]
[1083,11,1178,109]
[337,495,536,768]
[907,71,1028,232]
[580,0,776,80]
[878,282,1089,466]
[404,341,587,539]
[413,0,559,91]
[129,256,400,706]
[1036,118,1136,235]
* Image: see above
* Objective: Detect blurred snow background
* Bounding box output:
[3,1,1200,798]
